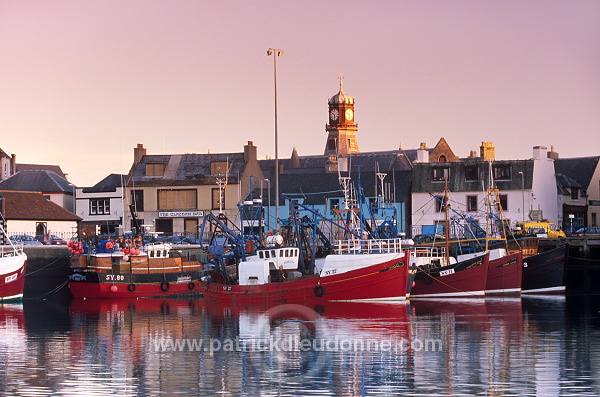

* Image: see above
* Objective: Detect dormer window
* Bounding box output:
[493,164,512,181]
[571,187,579,200]
[465,165,479,181]
[145,163,166,176]
[432,167,450,182]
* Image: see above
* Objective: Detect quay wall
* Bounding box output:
[539,237,600,295]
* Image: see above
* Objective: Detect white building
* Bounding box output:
[411,143,559,237]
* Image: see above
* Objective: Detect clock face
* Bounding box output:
[345,108,353,121]
[330,109,339,121]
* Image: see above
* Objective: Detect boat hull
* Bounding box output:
[410,254,489,298]
[68,269,206,299]
[486,251,523,295]
[0,254,27,301]
[521,246,567,294]
[203,252,410,303]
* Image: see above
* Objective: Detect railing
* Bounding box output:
[409,245,446,258]
[331,238,404,255]
[0,242,24,257]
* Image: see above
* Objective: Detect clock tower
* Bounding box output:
[324,78,360,156]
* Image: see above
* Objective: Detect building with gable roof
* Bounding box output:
[75,174,126,237]
[123,142,264,237]
[0,190,81,238]
[0,170,75,212]
[555,155,600,231]
[410,143,559,238]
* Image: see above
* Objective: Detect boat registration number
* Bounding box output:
[5,274,17,283]
[106,274,125,281]
[439,269,455,277]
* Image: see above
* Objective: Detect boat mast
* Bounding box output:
[444,178,451,265]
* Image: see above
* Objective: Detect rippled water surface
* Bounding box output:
[1,295,599,396]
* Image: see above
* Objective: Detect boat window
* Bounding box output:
[259,251,264,259]
[279,250,284,257]
[271,250,276,258]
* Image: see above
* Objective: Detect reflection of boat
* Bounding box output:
[521,246,567,294]
[0,303,26,358]
[68,206,205,299]
[1,222,27,301]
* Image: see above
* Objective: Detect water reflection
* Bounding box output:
[0,296,598,396]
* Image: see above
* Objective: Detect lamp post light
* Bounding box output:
[267,47,283,230]
[264,178,271,231]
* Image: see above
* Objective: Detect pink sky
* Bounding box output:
[1,0,599,186]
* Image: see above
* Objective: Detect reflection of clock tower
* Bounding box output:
[324,79,359,155]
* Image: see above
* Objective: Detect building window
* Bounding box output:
[210,161,229,175]
[493,164,512,181]
[592,213,597,227]
[467,195,478,212]
[571,188,579,200]
[145,163,166,176]
[155,219,173,235]
[465,165,478,181]
[438,155,446,163]
[499,194,508,211]
[327,139,336,151]
[158,189,197,210]
[212,188,225,210]
[131,190,144,212]
[432,167,450,182]
[90,199,110,215]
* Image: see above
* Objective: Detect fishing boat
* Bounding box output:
[200,171,412,303]
[68,206,205,299]
[409,180,491,298]
[0,223,27,302]
[521,245,567,294]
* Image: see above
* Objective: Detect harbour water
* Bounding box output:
[1,295,599,396]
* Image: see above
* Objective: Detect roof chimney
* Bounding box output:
[244,141,257,163]
[532,145,547,160]
[547,145,559,160]
[134,144,147,164]
[416,143,429,163]
[10,154,16,175]
[480,142,495,161]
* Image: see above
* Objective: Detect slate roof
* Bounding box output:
[555,173,583,195]
[260,150,415,178]
[0,170,74,192]
[15,163,66,178]
[127,153,246,187]
[82,174,125,193]
[412,160,533,193]
[264,170,413,206]
[0,190,81,221]
[555,157,600,192]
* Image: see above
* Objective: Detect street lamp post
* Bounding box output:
[267,48,283,230]
[264,178,271,231]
